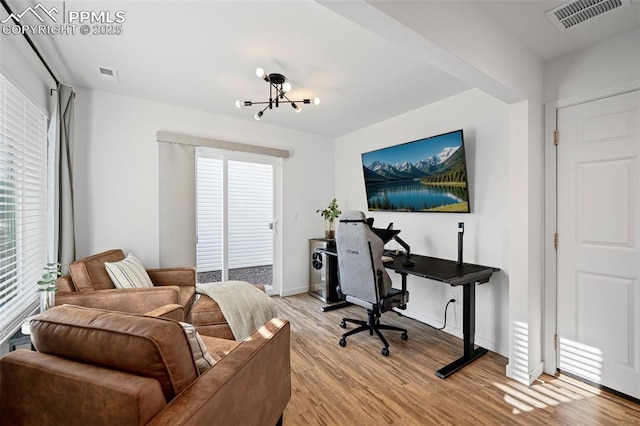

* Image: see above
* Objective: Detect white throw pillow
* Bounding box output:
[180,322,216,375]
[104,252,154,289]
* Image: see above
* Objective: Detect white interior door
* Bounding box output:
[556,90,640,398]
[196,148,280,292]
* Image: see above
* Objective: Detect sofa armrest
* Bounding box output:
[147,268,196,287]
[55,287,181,314]
[0,350,166,426]
[145,304,185,322]
[55,274,75,292]
[148,318,291,426]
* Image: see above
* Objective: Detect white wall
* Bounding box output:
[335,89,510,356]
[330,0,544,381]
[73,88,335,295]
[0,29,55,115]
[544,29,640,102]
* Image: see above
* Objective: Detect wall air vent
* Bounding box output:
[545,0,630,31]
[97,66,119,83]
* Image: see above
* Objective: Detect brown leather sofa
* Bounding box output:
[55,249,258,340]
[0,305,291,426]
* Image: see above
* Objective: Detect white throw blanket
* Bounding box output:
[196,281,278,341]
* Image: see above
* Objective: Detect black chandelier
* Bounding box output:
[235,68,320,120]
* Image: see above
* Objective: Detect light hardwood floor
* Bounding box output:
[275,294,640,425]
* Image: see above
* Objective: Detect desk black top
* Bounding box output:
[384,253,499,286]
[317,247,499,286]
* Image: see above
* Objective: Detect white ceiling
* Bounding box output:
[477,0,640,61]
[11,0,640,137]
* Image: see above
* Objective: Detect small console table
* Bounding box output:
[384,253,499,378]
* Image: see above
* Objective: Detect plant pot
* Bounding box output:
[325,220,335,239]
[40,289,55,312]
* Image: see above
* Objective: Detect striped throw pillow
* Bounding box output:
[180,322,216,375]
[104,253,154,289]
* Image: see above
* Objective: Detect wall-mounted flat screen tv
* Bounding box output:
[361,129,470,213]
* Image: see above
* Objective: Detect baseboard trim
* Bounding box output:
[280,287,308,297]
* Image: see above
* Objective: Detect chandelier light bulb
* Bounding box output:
[282,82,292,93]
[255,111,263,120]
[313,97,320,105]
[256,68,266,79]
[235,100,242,108]
[293,103,301,113]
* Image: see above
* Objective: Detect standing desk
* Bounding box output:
[384,253,499,378]
[314,246,500,377]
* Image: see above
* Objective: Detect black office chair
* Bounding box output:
[336,211,409,356]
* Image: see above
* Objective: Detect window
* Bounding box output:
[0,73,49,342]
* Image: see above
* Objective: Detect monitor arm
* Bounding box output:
[394,235,415,267]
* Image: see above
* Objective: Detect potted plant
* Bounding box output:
[38,262,61,312]
[317,198,341,239]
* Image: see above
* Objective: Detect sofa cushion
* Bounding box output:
[180,322,216,374]
[200,335,241,361]
[105,252,154,289]
[190,294,235,339]
[30,305,198,402]
[69,249,125,291]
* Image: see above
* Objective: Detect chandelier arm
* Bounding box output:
[281,94,313,104]
[269,82,285,101]
[269,84,273,109]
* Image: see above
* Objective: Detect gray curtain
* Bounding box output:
[54,84,76,269]
[158,141,196,267]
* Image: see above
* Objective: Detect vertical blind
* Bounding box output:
[0,73,48,343]
[227,160,273,269]
[196,156,223,272]
[196,152,274,274]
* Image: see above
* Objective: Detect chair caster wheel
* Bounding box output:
[339,338,347,347]
[381,347,389,357]
[401,332,408,341]
[340,320,346,328]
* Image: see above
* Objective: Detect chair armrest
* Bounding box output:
[148,318,291,426]
[55,287,181,314]
[145,304,185,322]
[147,268,196,287]
[0,350,166,425]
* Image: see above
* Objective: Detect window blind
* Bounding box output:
[0,73,48,343]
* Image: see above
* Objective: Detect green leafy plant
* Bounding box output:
[317,198,341,222]
[37,263,62,292]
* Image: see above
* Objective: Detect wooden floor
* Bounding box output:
[275,294,640,426]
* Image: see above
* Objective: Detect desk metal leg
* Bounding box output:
[436,281,488,379]
[321,302,351,312]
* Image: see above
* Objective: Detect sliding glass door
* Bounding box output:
[196,148,280,292]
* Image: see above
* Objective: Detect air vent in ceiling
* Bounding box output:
[545,0,630,31]
[97,66,119,83]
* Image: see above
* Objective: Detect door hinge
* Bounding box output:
[553,334,558,350]
[553,232,558,249]
[554,129,559,145]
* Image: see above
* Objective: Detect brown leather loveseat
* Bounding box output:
[55,249,254,340]
[0,305,291,425]
[56,249,198,317]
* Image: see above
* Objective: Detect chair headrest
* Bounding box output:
[340,210,366,223]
